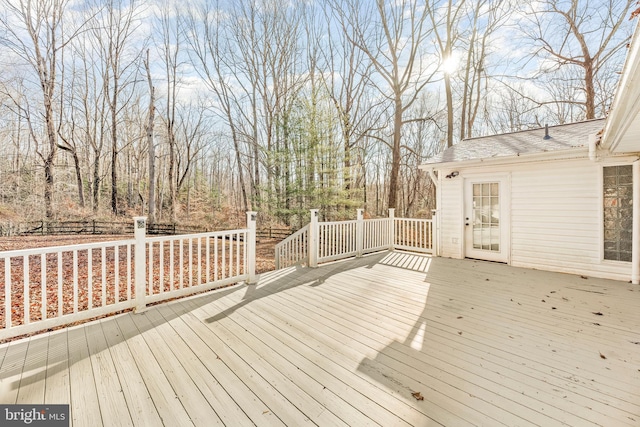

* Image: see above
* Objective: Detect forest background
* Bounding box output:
[0,0,635,230]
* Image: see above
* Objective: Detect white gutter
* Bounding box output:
[632,160,640,285]
[601,20,640,153]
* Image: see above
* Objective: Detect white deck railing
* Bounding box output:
[0,212,257,341]
[275,208,434,269]
[274,224,309,269]
[318,220,358,263]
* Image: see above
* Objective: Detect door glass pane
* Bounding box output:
[472,183,500,252]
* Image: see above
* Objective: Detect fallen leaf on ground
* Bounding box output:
[411,391,424,401]
[599,352,607,360]
[580,275,588,279]
[592,312,604,316]
[457,316,463,319]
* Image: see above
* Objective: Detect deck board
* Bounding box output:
[0,252,639,426]
[126,308,223,426]
[100,316,163,427]
[44,329,70,404]
[84,321,134,426]
[67,326,102,426]
[114,314,194,427]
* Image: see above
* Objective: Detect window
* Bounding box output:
[603,165,632,262]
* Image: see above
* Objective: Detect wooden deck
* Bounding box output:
[0,252,639,426]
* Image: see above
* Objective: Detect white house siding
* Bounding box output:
[438,174,464,259]
[436,158,632,281]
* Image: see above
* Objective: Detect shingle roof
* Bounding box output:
[422,119,605,165]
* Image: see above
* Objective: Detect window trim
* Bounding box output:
[600,161,634,264]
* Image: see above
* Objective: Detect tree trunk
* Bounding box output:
[445,72,454,148]
[145,50,156,224]
[388,96,402,209]
[584,58,595,119]
[110,84,118,215]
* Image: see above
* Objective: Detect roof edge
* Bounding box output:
[461,118,605,144]
[420,146,588,169]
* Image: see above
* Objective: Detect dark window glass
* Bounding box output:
[603,165,633,262]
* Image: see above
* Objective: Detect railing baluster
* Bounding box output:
[148,242,154,295]
[222,236,226,280]
[206,237,210,284]
[57,254,62,316]
[41,254,46,320]
[101,247,107,306]
[236,232,241,276]
[115,246,120,302]
[214,237,219,281]
[188,238,193,288]
[197,238,202,286]
[87,249,93,310]
[73,251,78,313]
[4,258,10,329]
[170,240,174,292]
[179,239,184,289]
[159,241,164,293]
[127,244,132,302]
[229,235,234,279]
[23,256,29,325]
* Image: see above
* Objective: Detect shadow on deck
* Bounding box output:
[0,251,638,426]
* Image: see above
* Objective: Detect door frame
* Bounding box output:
[463,173,511,263]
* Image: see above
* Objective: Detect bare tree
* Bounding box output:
[317,4,382,209]
[427,0,466,148]
[329,0,437,209]
[0,0,79,219]
[95,0,142,215]
[458,0,511,139]
[186,1,250,212]
[523,0,634,120]
[144,49,156,224]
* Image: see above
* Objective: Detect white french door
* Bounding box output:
[464,178,510,263]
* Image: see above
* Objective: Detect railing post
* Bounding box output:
[246,211,257,284]
[388,208,395,251]
[133,216,147,313]
[356,209,364,257]
[431,209,438,256]
[309,209,319,267]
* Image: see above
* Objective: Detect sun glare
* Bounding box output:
[440,55,459,75]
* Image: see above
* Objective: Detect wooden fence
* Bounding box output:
[0,219,290,239]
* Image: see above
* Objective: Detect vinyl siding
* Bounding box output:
[510,160,611,277]
[435,158,632,282]
[439,175,463,259]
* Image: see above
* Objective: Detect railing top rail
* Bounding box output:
[145,228,249,243]
[0,238,136,258]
